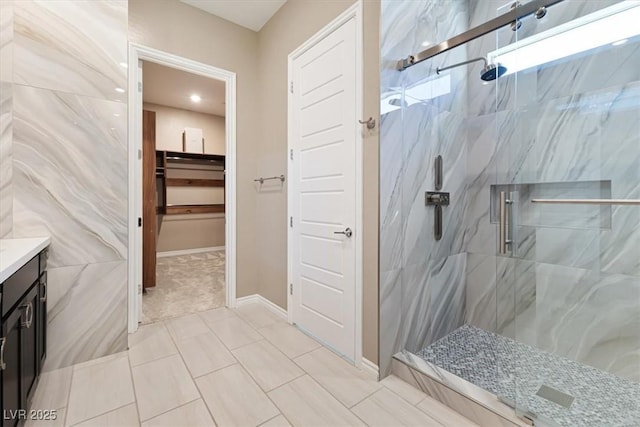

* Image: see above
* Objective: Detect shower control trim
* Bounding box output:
[425,191,450,206]
[426,155,448,241]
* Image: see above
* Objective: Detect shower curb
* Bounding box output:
[391,352,530,427]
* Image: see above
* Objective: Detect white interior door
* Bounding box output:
[290,17,358,361]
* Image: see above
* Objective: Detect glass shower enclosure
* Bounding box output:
[379,1,639,426]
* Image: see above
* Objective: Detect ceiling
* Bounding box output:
[142,61,226,117]
[179,0,287,32]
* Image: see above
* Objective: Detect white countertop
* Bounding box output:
[0,237,51,283]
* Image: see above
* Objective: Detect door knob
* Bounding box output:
[334,228,353,238]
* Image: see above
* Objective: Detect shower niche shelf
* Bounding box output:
[489,180,612,230]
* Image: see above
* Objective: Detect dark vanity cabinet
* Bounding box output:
[1,249,48,427]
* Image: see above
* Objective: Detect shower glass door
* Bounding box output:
[497,1,640,425]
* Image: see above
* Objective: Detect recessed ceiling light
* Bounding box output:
[612,38,628,46]
[119,62,128,68]
[421,40,432,47]
[190,94,202,103]
[115,87,125,93]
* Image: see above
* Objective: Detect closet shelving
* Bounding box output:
[155,150,226,215]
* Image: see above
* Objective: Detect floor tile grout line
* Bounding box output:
[125,352,144,426]
[67,401,137,427]
[129,348,180,369]
[289,348,384,411]
[138,396,201,424]
[257,412,287,427]
[346,384,383,409]
[62,366,74,427]
[163,319,220,426]
[190,360,239,380]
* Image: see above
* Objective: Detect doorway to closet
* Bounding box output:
[130,53,236,328]
[141,61,227,324]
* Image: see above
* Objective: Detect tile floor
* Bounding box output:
[28,303,478,427]
[142,251,225,324]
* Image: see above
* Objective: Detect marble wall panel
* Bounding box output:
[0,82,11,238]
[379,109,404,273]
[0,0,12,83]
[6,0,129,369]
[535,263,640,381]
[13,0,127,101]
[45,260,128,370]
[380,0,471,376]
[12,85,127,267]
[379,269,403,377]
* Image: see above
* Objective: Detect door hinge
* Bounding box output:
[138,81,142,92]
[138,149,142,160]
[290,216,293,227]
[138,283,142,294]
[290,149,293,160]
[138,217,142,227]
[290,81,293,94]
[290,283,293,295]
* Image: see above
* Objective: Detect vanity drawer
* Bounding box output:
[2,255,39,317]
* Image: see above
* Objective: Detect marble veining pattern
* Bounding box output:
[380,0,640,416]
[0,0,12,83]
[45,260,127,371]
[143,251,226,324]
[12,84,127,267]
[0,81,11,238]
[417,325,640,427]
[13,0,127,102]
[3,0,129,369]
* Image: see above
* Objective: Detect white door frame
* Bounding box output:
[127,43,237,333]
[286,1,364,367]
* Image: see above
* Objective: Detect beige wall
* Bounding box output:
[256,0,380,364]
[130,0,260,297]
[130,0,380,365]
[143,102,225,154]
[157,213,225,252]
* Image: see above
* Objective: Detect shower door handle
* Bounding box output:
[499,191,513,255]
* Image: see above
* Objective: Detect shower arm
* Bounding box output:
[437,57,487,74]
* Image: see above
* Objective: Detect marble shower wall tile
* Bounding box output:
[12,84,127,267]
[402,107,467,268]
[379,109,404,273]
[13,0,127,101]
[0,0,12,83]
[379,269,403,377]
[464,253,496,332]
[427,253,466,343]
[380,0,468,94]
[401,254,467,354]
[45,260,128,371]
[380,0,472,375]
[0,81,11,237]
[535,263,640,381]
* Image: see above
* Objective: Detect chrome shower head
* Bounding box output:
[437,57,508,82]
[480,62,507,81]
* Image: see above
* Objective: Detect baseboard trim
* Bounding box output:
[361,357,380,380]
[235,294,288,320]
[157,246,225,258]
